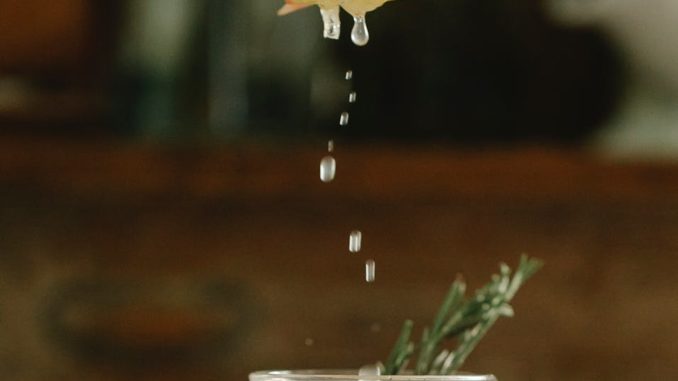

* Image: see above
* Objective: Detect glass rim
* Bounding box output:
[250,370,497,381]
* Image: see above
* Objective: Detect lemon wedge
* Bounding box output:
[278,0,391,18]
[278,0,392,45]
[340,0,391,17]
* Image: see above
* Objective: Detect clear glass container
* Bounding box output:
[250,370,497,381]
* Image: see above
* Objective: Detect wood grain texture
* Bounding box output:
[1,137,678,381]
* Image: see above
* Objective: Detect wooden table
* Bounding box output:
[1,137,677,380]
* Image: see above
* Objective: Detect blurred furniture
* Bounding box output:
[0,0,116,130]
[0,0,92,71]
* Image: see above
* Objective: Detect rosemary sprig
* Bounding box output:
[383,255,543,375]
[384,320,414,375]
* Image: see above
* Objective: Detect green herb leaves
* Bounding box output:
[383,255,543,375]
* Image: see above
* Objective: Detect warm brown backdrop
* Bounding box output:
[1,137,678,381]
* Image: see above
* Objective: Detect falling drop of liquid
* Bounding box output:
[365,259,376,282]
[351,15,370,46]
[319,7,341,40]
[305,338,315,347]
[349,230,362,253]
[339,112,350,126]
[320,156,336,183]
[345,70,353,80]
[328,140,335,152]
[349,91,357,103]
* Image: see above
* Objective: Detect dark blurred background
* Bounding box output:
[3,1,678,381]
[0,0,622,143]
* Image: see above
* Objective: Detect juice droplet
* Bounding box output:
[319,7,341,40]
[349,91,357,103]
[351,15,370,47]
[345,70,353,80]
[349,230,362,253]
[320,156,336,183]
[305,338,315,346]
[365,259,376,282]
[339,112,350,126]
[328,140,335,152]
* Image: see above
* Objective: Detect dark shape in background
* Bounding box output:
[0,0,621,145]
[314,0,622,144]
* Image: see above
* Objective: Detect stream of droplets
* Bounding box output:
[307,12,380,348]
[319,69,374,283]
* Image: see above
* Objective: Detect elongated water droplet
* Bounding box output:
[365,259,376,282]
[349,230,362,253]
[349,91,357,103]
[339,112,350,126]
[345,70,353,80]
[320,156,336,183]
[328,140,335,152]
[320,7,341,40]
[351,15,369,46]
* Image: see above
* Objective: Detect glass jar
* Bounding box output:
[250,370,497,381]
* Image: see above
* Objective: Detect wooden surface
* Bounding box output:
[1,137,678,381]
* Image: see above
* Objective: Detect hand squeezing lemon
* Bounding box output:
[278,0,393,46]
